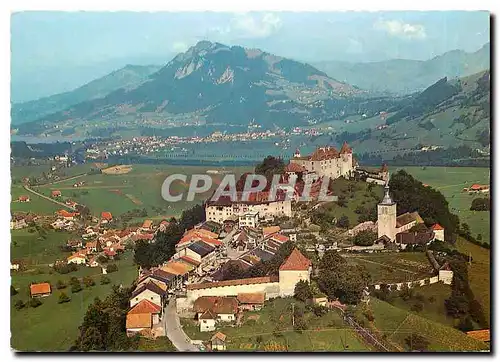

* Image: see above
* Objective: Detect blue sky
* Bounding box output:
[11,11,490,102]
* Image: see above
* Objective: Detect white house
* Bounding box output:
[238,211,259,228]
[67,253,87,265]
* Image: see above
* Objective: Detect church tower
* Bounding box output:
[377,178,397,241]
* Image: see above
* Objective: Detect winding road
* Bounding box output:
[164,298,200,352]
[23,185,77,210]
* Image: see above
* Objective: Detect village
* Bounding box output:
[10,141,490,352]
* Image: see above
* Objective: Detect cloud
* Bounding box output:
[208,13,282,39]
[374,19,427,40]
[171,41,188,53]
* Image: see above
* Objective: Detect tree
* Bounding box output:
[56,280,67,290]
[83,276,95,288]
[294,280,313,302]
[106,264,118,273]
[29,298,42,308]
[318,265,371,305]
[405,333,429,351]
[59,292,71,304]
[353,230,377,246]
[70,277,82,293]
[470,198,489,211]
[337,195,347,208]
[457,316,474,332]
[14,300,25,310]
[411,301,424,313]
[254,156,285,181]
[100,276,111,285]
[336,215,350,229]
[11,285,18,296]
[319,250,346,271]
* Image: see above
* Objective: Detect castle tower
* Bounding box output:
[377,178,397,241]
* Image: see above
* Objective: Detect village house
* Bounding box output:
[101,211,113,224]
[238,211,259,228]
[67,252,87,265]
[30,283,52,298]
[126,313,154,338]
[88,257,99,268]
[10,215,28,230]
[66,239,83,249]
[128,299,162,325]
[51,190,62,198]
[193,296,239,331]
[237,292,265,311]
[18,195,30,202]
[57,209,80,221]
[432,223,445,241]
[130,281,166,308]
[466,184,490,194]
[141,219,154,231]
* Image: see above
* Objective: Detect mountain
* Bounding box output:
[16,41,406,137]
[339,70,491,156]
[11,64,162,125]
[313,43,490,95]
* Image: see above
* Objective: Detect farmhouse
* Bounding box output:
[67,252,87,264]
[126,313,154,337]
[30,283,51,298]
[51,190,62,198]
[18,195,30,202]
[130,281,166,308]
[101,211,113,223]
[57,210,80,221]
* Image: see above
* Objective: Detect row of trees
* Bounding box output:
[133,204,206,269]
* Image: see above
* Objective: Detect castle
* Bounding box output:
[289,142,355,180]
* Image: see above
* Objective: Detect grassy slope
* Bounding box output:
[363,298,487,351]
[182,298,370,352]
[10,251,138,352]
[402,166,490,244]
[455,237,490,325]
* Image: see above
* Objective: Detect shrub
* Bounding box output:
[106,264,118,273]
[11,285,18,296]
[411,302,424,313]
[56,280,67,290]
[29,298,42,308]
[58,292,71,304]
[100,276,111,285]
[70,277,82,293]
[14,300,25,310]
[83,276,95,288]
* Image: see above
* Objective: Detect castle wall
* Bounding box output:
[278,269,311,297]
[186,282,280,303]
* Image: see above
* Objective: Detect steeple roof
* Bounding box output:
[380,177,394,205]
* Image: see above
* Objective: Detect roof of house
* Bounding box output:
[68,252,86,260]
[188,240,215,258]
[279,248,311,271]
[126,313,152,329]
[51,190,61,195]
[142,219,153,228]
[262,226,280,236]
[470,184,489,190]
[101,211,113,220]
[179,255,201,267]
[396,230,435,245]
[285,163,306,173]
[431,223,445,231]
[187,276,279,290]
[193,296,239,315]
[251,248,275,262]
[396,212,423,228]
[30,282,51,295]
[466,329,490,342]
[199,309,217,320]
[57,210,79,218]
[19,195,30,201]
[131,282,166,299]
[160,261,192,275]
[128,299,162,315]
[211,332,227,342]
[237,292,266,305]
[269,233,289,244]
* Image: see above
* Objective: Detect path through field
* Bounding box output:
[23,185,76,210]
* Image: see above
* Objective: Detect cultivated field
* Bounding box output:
[402,166,490,244]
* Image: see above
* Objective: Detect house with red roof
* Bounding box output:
[57,209,80,220]
[30,282,52,298]
[278,248,312,297]
[51,190,62,198]
[431,224,445,241]
[101,211,113,223]
[18,195,30,202]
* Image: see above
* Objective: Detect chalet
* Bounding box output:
[211,332,227,351]
[30,283,52,298]
[51,190,62,198]
[67,252,87,265]
[237,292,265,311]
[18,195,30,202]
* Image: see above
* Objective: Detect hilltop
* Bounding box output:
[313,43,490,95]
